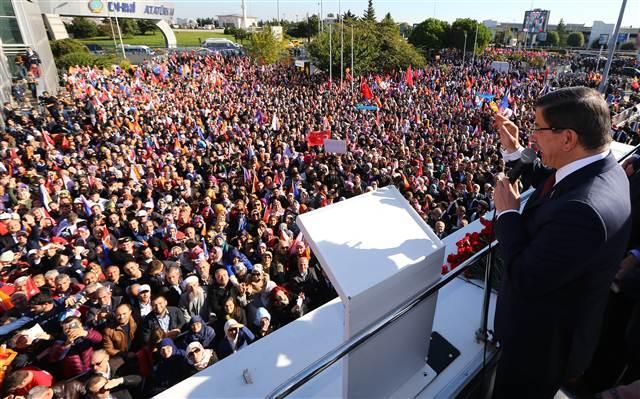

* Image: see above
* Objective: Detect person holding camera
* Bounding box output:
[48,316,103,379]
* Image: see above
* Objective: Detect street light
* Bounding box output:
[462,31,467,65]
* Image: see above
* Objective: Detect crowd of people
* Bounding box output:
[0,46,638,398]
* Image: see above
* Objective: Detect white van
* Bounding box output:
[117,44,156,56]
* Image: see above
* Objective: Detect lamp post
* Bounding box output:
[472,25,478,65]
[599,0,627,93]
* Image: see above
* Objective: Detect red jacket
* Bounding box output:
[14,368,54,396]
[49,329,102,379]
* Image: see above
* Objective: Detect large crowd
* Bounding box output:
[0,47,638,398]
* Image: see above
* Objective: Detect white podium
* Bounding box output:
[297,186,445,398]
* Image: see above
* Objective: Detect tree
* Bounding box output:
[566,32,584,47]
[363,0,376,22]
[545,31,560,46]
[449,19,492,53]
[118,19,138,36]
[398,22,412,38]
[408,18,449,52]
[620,42,636,50]
[380,12,395,28]
[556,18,568,46]
[308,20,424,75]
[287,15,320,39]
[245,26,287,64]
[136,19,158,35]
[66,17,99,38]
[343,10,358,23]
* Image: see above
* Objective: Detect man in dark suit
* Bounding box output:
[141,295,186,343]
[492,86,632,398]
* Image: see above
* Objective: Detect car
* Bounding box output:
[621,67,640,78]
[85,43,106,55]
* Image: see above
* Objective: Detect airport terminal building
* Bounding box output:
[0,0,176,102]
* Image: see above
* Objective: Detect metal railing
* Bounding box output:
[266,143,640,399]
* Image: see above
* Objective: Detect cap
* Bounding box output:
[182,275,199,288]
[138,284,151,293]
[0,251,14,263]
[0,213,12,221]
[252,264,263,274]
[144,201,154,209]
[136,210,148,217]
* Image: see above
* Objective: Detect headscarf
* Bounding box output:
[186,341,215,371]
[187,315,216,346]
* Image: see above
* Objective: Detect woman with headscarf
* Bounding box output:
[183,315,216,349]
[251,306,273,340]
[149,338,190,396]
[216,319,255,359]
[186,341,218,375]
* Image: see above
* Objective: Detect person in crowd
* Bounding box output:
[48,316,103,379]
[182,315,216,349]
[185,341,218,375]
[141,295,186,342]
[216,319,255,359]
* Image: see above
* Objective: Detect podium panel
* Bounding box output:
[297,186,445,397]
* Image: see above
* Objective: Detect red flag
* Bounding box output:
[360,78,373,100]
[405,66,414,88]
[306,130,331,147]
[263,205,271,223]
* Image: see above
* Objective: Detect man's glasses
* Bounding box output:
[532,127,569,133]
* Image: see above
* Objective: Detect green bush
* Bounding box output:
[94,55,117,68]
[56,51,96,70]
[50,39,89,58]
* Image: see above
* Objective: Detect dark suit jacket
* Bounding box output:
[141,306,186,343]
[495,153,632,388]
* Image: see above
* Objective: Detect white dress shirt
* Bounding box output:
[498,146,610,218]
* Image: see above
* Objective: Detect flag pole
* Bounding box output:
[329,24,333,88]
[351,24,354,93]
[339,0,343,87]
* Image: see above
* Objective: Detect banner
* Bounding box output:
[355,104,378,111]
[323,139,347,154]
[307,130,331,147]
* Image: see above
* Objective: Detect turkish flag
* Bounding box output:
[307,130,331,147]
[360,78,373,100]
[405,66,414,88]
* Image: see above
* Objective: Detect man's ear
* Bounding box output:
[563,129,580,152]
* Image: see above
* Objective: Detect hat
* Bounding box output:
[233,262,247,274]
[144,201,154,209]
[252,264,263,274]
[118,236,132,244]
[0,251,14,263]
[224,319,244,333]
[0,213,12,221]
[136,210,148,217]
[138,284,151,293]
[182,275,199,288]
[254,307,271,325]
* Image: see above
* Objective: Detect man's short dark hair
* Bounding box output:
[536,86,611,150]
[29,293,53,306]
[5,370,28,391]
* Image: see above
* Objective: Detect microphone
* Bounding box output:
[507,148,537,183]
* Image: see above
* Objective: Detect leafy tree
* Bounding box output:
[245,26,287,64]
[556,18,567,46]
[566,32,584,47]
[363,0,376,22]
[380,12,395,28]
[66,17,99,38]
[50,39,89,58]
[136,19,158,35]
[118,19,138,36]
[545,31,560,46]
[287,15,320,39]
[408,18,449,52]
[449,19,492,53]
[343,10,358,23]
[308,20,424,75]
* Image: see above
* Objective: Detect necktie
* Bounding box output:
[539,173,556,198]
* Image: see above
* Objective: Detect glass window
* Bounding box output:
[0,17,23,44]
[0,1,16,17]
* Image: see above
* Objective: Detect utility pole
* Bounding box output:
[277,0,280,23]
[599,0,627,93]
[320,0,324,32]
[108,16,118,52]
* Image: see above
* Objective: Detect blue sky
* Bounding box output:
[174,0,640,27]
